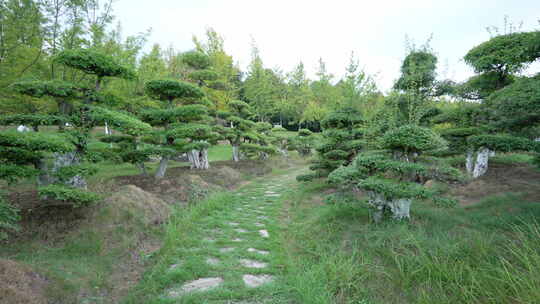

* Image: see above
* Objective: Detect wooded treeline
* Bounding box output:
[0,0,384,130]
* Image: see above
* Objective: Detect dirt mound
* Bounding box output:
[0,259,48,304]
[451,163,540,205]
[100,185,171,226]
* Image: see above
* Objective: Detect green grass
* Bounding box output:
[279,179,540,303]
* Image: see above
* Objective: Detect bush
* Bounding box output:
[0,197,20,240]
[38,185,101,207]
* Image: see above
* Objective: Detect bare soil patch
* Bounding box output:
[450,163,540,206]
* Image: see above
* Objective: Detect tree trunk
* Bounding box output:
[155,155,169,179]
[136,162,148,176]
[200,149,210,169]
[189,149,201,169]
[472,148,490,178]
[466,149,474,175]
[232,145,240,162]
[36,159,53,186]
[53,152,87,189]
[387,198,412,220]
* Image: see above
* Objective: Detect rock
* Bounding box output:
[240,259,268,268]
[206,257,220,265]
[247,248,269,255]
[235,228,248,233]
[259,230,269,238]
[242,274,274,288]
[219,247,234,253]
[169,277,224,296]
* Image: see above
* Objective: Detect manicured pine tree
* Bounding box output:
[217,100,257,162]
[289,128,315,157]
[297,107,364,181]
[449,31,540,177]
[328,124,461,221]
[49,49,137,188]
[142,79,211,177]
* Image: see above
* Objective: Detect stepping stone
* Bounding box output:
[264,191,276,194]
[235,228,248,233]
[243,274,274,288]
[169,277,224,296]
[259,230,269,238]
[233,238,243,242]
[240,259,268,268]
[206,257,220,265]
[254,223,265,227]
[247,248,269,255]
[219,247,234,253]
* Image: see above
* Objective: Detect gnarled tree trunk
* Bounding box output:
[472,148,490,178]
[155,155,169,179]
[232,145,240,162]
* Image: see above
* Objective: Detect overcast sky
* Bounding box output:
[113,0,540,92]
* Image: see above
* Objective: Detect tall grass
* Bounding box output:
[281,180,540,303]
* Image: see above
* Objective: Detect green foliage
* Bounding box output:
[90,107,152,136]
[381,124,447,154]
[13,80,78,98]
[38,185,101,207]
[53,164,98,183]
[55,49,136,79]
[359,177,431,200]
[0,196,20,240]
[182,51,212,69]
[141,104,208,125]
[0,164,38,184]
[145,79,204,102]
[0,114,66,128]
[468,134,537,152]
[464,31,540,74]
[485,75,540,134]
[0,131,73,153]
[394,50,438,92]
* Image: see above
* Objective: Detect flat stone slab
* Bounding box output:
[235,228,248,233]
[206,257,220,265]
[259,230,269,238]
[264,191,276,194]
[240,259,268,268]
[243,274,274,288]
[247,248,270,255]
[233,238,243,242]
[219,247,234,253]
[169,277,223,296]
[254,223,265,227]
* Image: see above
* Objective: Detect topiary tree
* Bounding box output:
[328,124,460,221]
[94,108,154,175]
[55,49,136,90]
[289,128,315,157]
[182,51,219,87]
[142,79,213,177]
[297,107,364,181]
[217,100,258,162]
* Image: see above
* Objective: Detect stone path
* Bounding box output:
[163,172,295,302]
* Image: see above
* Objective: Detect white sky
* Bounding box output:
[113,0,540,92]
